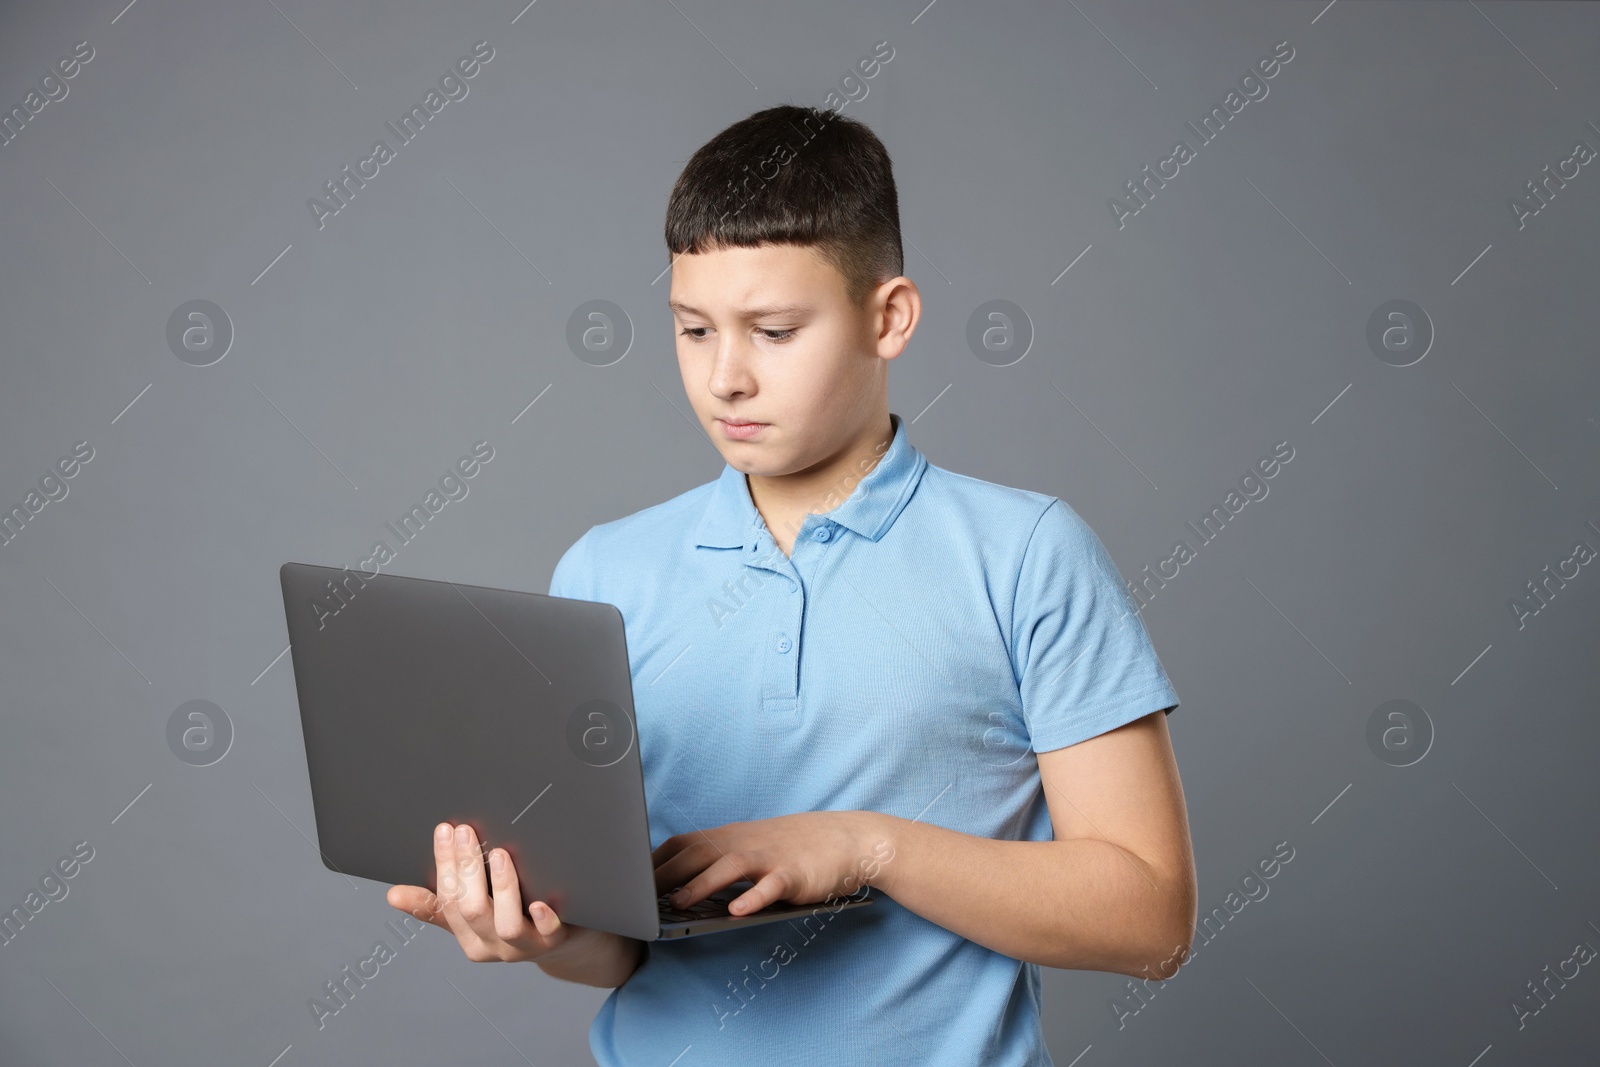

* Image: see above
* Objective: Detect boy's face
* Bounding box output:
[668,241,902,478]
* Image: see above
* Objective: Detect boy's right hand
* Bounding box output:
[385,821,597,965]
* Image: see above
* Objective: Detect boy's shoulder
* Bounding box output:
[917,463,1123,591]
[920,460,1057,510]
[918,460,1080,540]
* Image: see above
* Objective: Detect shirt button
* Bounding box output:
[776,636,792,653]
[813,526,831,542]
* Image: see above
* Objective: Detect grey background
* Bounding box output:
[2,0,1597,1064]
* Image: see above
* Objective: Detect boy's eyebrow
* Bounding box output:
[667,300,813,319]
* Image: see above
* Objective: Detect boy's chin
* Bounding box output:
[721,451,769,474]
[719,447,800,479]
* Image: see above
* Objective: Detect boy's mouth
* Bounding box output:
[717,418,767,441]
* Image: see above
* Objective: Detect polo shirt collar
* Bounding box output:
[692,412,926,549]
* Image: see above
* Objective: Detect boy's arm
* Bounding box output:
[870,708,1196,978]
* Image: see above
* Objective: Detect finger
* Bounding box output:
[651,824,739,870]
[654,836,745,896]
[451,823,497,941]
[487,849,534,943]
[667,853,750,909]
[649,833,691,869]
[727,870,791,914]
[654,848,717,897]
[528,899,566,942]
[433,822,459,906]
[481,848,572,957]
[432,822,485,949]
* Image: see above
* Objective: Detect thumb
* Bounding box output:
[388,885,445,929]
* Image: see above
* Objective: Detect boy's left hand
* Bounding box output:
[651,810,891,915]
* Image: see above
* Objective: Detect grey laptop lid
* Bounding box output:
[279,561,875,943]
[279,561,665,942]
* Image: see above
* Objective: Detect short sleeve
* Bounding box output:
[548,529,594,601]
[1011,499,1179,753]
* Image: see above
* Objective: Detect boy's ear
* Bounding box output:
[873,276,921,355]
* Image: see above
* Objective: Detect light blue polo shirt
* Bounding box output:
[548,412,1180,1066]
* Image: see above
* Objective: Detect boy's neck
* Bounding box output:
[746,412,895,557]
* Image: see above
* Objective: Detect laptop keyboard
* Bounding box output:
[658,888,742,923]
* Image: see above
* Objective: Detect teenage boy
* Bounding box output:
[388,104,1196,1065]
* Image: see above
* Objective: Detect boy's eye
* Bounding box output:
[677,327,796,342]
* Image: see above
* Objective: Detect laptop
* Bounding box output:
[278,561,874,941]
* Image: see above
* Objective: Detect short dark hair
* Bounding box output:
[664,105,904,308]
